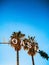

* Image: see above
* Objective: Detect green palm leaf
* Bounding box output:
[38,50,49,60]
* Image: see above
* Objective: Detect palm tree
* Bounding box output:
[28,36,39,65]
[23,36,49,65]
[23,36,37,65]
[10,31,25,65]
[29,36,49,65]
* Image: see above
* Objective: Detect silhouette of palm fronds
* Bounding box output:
[38,50,49,60]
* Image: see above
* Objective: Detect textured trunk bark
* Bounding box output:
[32,56,35,65]
[17,50,19,65]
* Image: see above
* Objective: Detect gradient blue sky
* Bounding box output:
[0,0,49,65]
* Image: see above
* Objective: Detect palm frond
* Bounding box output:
[38,50,49,60]
[12,32,16,35]
[31,36,35,40]
[17,31,25,38]
[28,36,35,43]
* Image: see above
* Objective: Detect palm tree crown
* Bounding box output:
[10,31,25,51]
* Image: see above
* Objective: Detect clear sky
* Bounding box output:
[0,0,49,65]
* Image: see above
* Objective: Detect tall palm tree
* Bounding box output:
[10,31,25,65]
[28,36,49,65]
[28,36,39,65]
[23,36,49,65]
[23,36,36,65]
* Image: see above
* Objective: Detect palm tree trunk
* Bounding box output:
[32,56,35,65]
[17,50,19,65]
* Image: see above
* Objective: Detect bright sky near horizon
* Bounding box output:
[0,0,49,65]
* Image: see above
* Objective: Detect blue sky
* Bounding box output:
[0,0,49,65]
